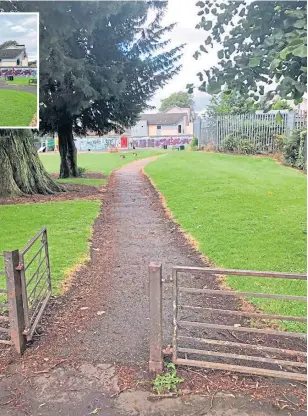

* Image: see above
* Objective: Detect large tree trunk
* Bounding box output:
[58,122,78,178]
[0,131,64,197]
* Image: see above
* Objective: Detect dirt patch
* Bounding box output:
[0,183,104,205]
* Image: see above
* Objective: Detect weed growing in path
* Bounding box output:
[153,363,184,395]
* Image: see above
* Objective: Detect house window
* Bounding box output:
[178,125,182,133]
[16,58,20,65]
[157,125,161,130]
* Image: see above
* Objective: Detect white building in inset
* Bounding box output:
[0,44,28,67]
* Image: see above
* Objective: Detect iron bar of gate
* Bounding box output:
[179,305,307,323]
[1,251,11,348]
[177,348,307,368]
[24,243,45,273]
[149,262,163,372]
[175,358,307,382]
[172,267,178,364]
[4,250,26,354]
[179,287,306,302]
[27,293,51,340]
[27,267,48,300]
[178,336,307,358]
[178,321,306,339]
[21,227,47,255]
[172,266,307,382]
[20,228,51,341]
[173,266,306,279]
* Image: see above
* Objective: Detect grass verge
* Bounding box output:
[40,150,164,176]
[6,77,37,86]
[0,89,37,126]
[145,152,306,332]
[0,200,100,295]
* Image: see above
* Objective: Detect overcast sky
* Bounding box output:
[0,13,38,61]
[149,0,219,113]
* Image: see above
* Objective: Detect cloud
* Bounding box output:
[11,25,28,33]
[0,13,38,61]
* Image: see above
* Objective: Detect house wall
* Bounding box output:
[0,60,17,67]
[0,52,25,67]
[149,118,186,136]
[186,122,194,135]
[131,119,148,136]
[149,125,157,136]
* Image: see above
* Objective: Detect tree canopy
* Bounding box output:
[159,91,194,112]
[190,1,307,105]
[0,40,18,50]
[205,90,259,116]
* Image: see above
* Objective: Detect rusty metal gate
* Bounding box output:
[172,266,307,382]
[0,228,51,354]
[0,254,10,347]
[19,227,51,342]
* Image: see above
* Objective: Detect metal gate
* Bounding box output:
[0,254,10,347]
[19,227,51,341]
[172,266,307,382]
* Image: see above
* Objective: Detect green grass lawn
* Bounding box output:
[40,150,163,176]
[6,77,37,86]
[56,178,107,187]
[145,152,307,331]
[0,89,36,126]
[0,200,100,295]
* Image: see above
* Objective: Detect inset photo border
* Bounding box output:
[0,12,39,129]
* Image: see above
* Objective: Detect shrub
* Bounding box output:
[221,134,237,152]
[189,137,198,147]
[274,134,286,152]
[237,139,257,154]
[282,129,307,171]
[221,134,256,154]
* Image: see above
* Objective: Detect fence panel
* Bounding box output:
[198,110,306,153]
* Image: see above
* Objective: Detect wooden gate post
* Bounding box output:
[4,250,26,355]
[149,262,163,373]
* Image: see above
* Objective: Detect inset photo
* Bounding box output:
[0,12,38,128]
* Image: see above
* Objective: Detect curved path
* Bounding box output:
[0,80,37,95]
[71,156,209,365]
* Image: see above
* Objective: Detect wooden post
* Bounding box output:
[4,250,26,355]
[149,262,163,373]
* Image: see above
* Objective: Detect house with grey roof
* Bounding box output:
[131,107,194,137]
[0,44,28,67]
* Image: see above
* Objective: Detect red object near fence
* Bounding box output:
[120,136,128,148]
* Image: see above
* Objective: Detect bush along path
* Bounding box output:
[0,157,306,415]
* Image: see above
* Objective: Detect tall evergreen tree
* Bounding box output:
[0,1,183,195]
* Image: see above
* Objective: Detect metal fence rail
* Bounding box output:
[196,110,307,152]
[172,267,307,381]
